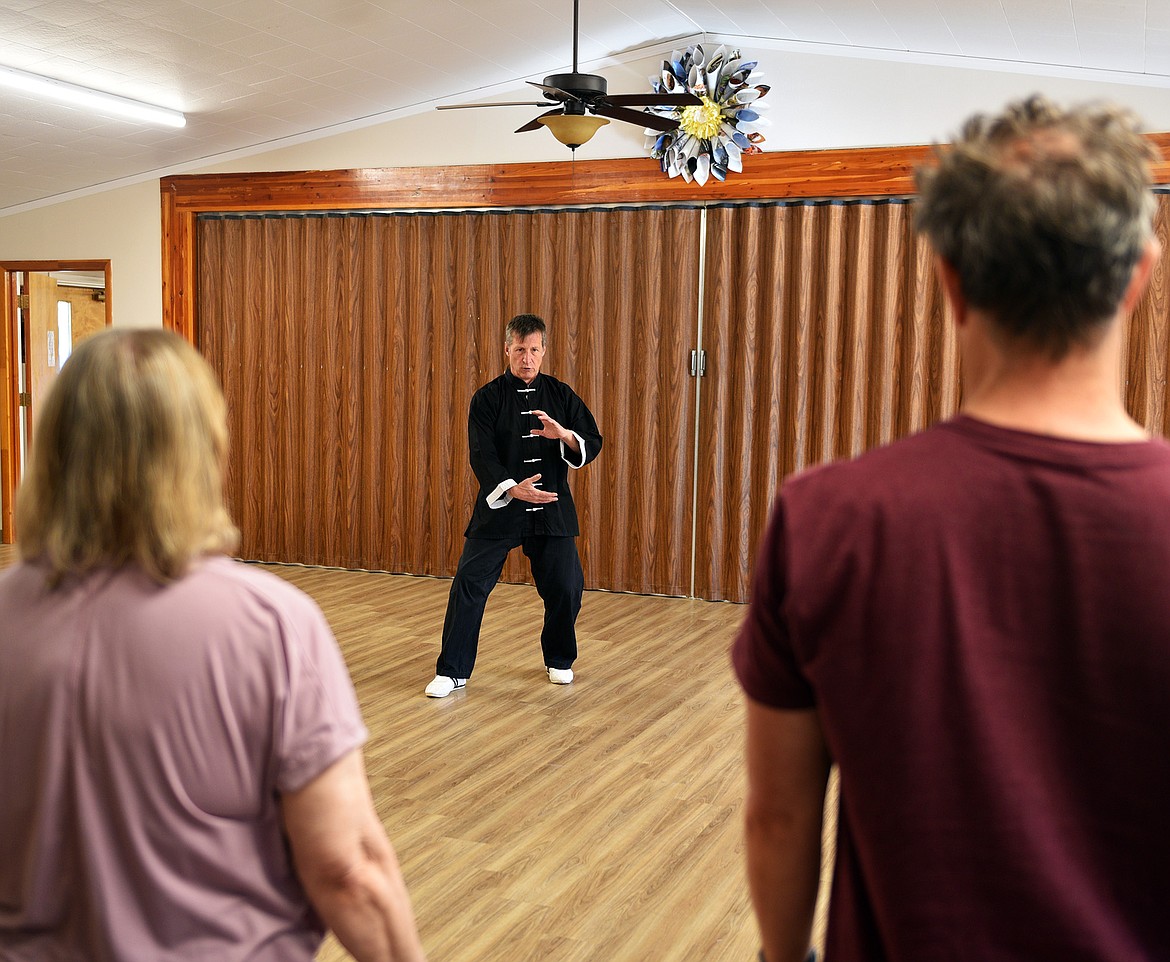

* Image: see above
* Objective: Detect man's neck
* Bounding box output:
[960,312,1147,443]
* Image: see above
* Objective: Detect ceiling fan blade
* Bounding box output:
[515,108,564,133]
[593,102,679,132]
[604,92,703,107]
[438,101,556,110]
[526,80,579,102]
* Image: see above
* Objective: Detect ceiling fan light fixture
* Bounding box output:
[539,113,608,149]
[441,0,697,144]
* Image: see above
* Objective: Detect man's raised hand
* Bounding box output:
[531,410,580,453]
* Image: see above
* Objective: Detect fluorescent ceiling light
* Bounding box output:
[0,64,186,128]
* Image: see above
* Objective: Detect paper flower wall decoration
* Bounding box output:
[644,45,770,185]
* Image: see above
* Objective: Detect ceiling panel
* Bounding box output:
[0,0,1168,213]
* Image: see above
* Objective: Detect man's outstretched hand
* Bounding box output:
[508,474,558,504]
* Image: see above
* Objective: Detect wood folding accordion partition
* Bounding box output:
[197,205,702,596]
[170,149,1170,604]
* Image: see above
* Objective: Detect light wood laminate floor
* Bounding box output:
[286,564,757,962]
[0,545,834,961]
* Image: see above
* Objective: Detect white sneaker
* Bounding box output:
[546,667,574,685]
[425,675,467,698]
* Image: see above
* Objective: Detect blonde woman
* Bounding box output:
[0,329,425,962]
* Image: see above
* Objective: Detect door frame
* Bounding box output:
[1,259,112,543]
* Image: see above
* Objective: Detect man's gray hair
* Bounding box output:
[504,313,546,346]
[915,95,1160,358]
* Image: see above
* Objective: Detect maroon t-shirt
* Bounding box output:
[734,416,1170,961]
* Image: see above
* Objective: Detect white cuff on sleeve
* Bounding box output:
[487,478,518,509]
[561,432,587,469]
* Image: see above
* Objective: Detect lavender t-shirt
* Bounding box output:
[0,556,368,961]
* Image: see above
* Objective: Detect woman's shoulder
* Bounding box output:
[182,556,326,623]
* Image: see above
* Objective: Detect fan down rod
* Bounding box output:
[572,0,579,72]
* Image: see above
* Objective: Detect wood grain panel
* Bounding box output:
[694,200,960,602]
[161,135,1170,338]
[1125,194,1170,433]
[197,207,698,594]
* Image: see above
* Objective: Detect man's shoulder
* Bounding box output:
[783,416,1170,510]
[536,372,587,404]
[476,372,509,391]
[535,371,570,390]
[785,422,960,499]
[781,419,1008,520]
[471,373,510,404]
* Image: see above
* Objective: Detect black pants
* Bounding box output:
[435,536,583,678]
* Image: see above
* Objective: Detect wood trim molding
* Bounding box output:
[161,134,1170,338]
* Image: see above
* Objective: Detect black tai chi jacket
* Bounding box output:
[464,370,602,539]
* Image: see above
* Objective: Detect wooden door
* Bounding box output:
[1,262,111,544]
[0,273,14,542]
[23,273,61,442]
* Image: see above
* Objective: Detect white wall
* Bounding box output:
[3,41,1170,330]
[0,181,161,328]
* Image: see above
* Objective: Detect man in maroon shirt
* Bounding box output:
[733,96,1170,962]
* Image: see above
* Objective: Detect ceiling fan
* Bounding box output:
[437,0,702,150]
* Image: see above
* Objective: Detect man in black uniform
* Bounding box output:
[425,313,603,698]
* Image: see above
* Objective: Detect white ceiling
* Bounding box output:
[1,0,1169,215]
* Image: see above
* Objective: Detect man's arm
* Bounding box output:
[467,386,518,507]
[530,390,601,468]
[744,698,831,962]
[282,749,426,962]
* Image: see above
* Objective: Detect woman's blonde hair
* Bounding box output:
[16,328,239,584]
